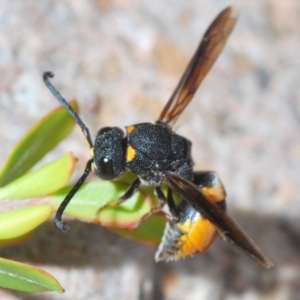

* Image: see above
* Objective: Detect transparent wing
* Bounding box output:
[158,6,238,126]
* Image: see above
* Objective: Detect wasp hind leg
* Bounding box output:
[135,171,227,229]
[133,186,173,228]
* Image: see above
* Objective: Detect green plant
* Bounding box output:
[0,101,165,293]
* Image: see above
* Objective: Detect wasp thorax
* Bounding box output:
[93,127,125,180]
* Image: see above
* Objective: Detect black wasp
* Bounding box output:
[43,6,273,268]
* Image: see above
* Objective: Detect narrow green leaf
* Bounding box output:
[0,232,33,247]
[0,100,78,187]
[109,214,166,245]
[49,181,154,228]
[0,257,64,293]
[0,204,53,240]
[0,153,76,200]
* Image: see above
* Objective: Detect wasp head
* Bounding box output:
[93,127,125,180]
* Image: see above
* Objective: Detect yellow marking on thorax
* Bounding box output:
[126,145,136,162]
[175,217,217,258]
[126,125,135,134]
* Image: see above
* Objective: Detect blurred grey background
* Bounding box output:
[0,0,300,299]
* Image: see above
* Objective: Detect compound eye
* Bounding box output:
[99,157,114,180]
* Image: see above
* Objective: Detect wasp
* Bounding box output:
[43,6,273,268]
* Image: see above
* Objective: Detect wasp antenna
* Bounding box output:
[43,72,93,148]
[55,159,93,232]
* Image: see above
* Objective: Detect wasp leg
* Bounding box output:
[136,172,226,230]
[107,178,141,207]
[133,186,169,228]
[96,178,141,221]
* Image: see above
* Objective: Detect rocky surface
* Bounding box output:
[0,1,300,299]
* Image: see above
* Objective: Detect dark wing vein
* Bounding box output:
[158,6,238,126]
[162,172,273,268]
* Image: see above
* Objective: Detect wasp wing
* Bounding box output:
[158,6,238,127]
[162,172,273,268]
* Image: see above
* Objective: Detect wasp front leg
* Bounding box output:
[95,178,141,219]
[106,178,141,207]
